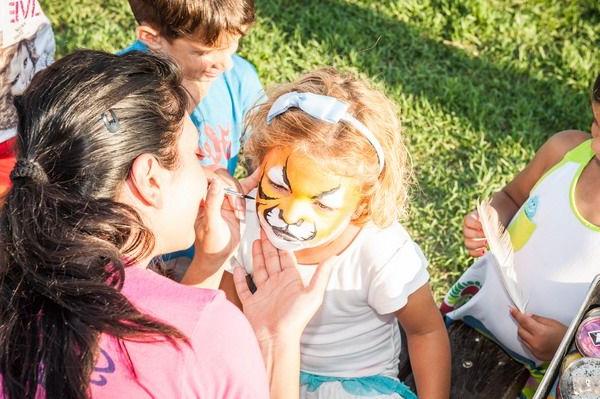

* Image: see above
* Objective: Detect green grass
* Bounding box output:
[40,0,600,298]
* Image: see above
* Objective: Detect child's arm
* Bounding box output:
[464,130,589,257]
[396,283,450,399]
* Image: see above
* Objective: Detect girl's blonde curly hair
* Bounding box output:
[245,67,412,227]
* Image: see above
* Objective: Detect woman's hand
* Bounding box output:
[510,308,567,361]
[233,229,334,342]
[463,209,487,257]
[182,168,260,287]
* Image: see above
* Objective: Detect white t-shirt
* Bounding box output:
[234,205,429,377]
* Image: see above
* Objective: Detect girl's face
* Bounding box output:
[256,147,363,252]
[160,117,207,253]
[591,102,600,158]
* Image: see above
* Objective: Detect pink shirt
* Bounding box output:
[0,266,269,398]
[89,266,269,398]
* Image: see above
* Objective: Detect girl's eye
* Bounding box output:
[315,201,333,211]
[269,180,289,192]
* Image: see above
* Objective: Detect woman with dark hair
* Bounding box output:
[0,50,331,399]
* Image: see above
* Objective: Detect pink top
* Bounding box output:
[1,266,269,398]
[90,266,269,398]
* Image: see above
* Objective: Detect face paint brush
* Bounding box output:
[224,187,255,201]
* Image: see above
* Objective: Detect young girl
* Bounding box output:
[442,73,600,397]
[218,68,451,398]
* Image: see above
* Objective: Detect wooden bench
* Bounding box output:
[398,321,530,398]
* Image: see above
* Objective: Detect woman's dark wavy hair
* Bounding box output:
[0,50,190,399]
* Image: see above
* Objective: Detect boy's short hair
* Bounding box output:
[128,0,255,45]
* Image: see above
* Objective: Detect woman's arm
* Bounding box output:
[396,284,450,399]
[232,230,333,399]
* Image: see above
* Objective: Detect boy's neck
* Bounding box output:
[294,223,362,265]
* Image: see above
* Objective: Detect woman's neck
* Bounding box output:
[294,223,362,265]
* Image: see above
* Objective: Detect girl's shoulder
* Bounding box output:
[537,130,590,168]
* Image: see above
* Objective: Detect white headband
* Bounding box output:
[266,91,385,174]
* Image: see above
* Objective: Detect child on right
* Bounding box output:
[442,73,600,397]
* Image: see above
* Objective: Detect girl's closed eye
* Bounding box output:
[315,201,334,211]
[269,179,289,192]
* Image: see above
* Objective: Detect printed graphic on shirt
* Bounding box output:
[507,195,539,251]
[90,348,116,387]
[201,124,232,168]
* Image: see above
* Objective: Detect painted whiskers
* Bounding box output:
[477,200,528,312]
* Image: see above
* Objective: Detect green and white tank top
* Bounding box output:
[443,139,600,366]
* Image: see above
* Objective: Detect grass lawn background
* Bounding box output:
[40,0,600,299]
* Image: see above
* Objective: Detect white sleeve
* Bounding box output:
[367,239,430,315]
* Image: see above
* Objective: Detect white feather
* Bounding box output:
[477,200,528,312]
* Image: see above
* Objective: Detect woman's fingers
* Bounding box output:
[204,178,226,220]
[214,168,245,219]
[240,167,262,194]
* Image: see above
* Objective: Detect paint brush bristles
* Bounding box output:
[224,187,255,200]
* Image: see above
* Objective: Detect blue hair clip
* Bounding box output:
[101,109,120,133]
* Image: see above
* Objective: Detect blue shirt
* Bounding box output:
[120,41,263,174]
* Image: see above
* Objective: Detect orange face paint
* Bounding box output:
[256,147,361,251]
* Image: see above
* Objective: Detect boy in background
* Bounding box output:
[120,0,263,267]
[121,0,263,175]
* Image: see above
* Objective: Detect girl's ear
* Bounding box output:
[136,24,166,52]
[127,153,166,208]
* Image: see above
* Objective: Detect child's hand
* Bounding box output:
[463,209,487,257]
[510,308,567,361]
[233,229,334,342]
